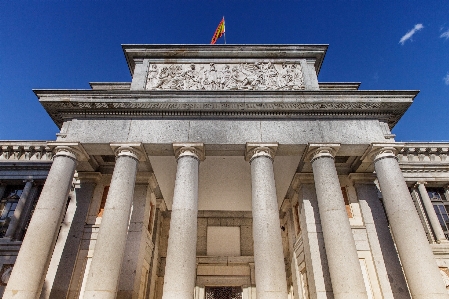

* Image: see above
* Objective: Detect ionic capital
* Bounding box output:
[110,143,147,161]
[49,142,89,161]
[22,179,34,186]
[414,181,427,188]
[361,143,404,163]
[305,144,340,163]
[173,143,205,161]
[245,143,278,163]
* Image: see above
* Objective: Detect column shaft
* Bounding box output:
[311,155,368,299]
[83,154,138,299]
[41,174,100,299]
[250,154,288,299]
[3,150,77,299]
[14,186,39,241]
[417,182,447,242]
[162,154,199,299]
[5,180,33,238]
[374,154,449,298]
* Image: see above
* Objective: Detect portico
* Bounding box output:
[0,44,448,299]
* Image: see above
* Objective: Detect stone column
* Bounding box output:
[41,172,101,299]
[117,173,154,298]
[369,145,449,299]
[162,143,204,299]
[5,179,33,239]
[83,145,143,299]
[245,143,288,299]
[3,145,85,299]
[306,144,368,299]
[416,182,448,243]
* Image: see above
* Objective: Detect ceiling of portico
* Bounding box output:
[149,155,300,211]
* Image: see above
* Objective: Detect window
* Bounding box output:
[0,185,24,237]
[428,188,449,239]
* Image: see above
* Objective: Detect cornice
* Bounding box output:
[0,142,53,162]
[398,144,449,164]
[121,44,328,76]
[35,90,416,129]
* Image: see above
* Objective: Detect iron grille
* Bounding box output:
[205,287,242,299]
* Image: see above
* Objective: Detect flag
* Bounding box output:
[210,17,225,44]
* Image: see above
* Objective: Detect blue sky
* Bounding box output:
[1,0,448,141]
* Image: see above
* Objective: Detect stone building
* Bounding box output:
[0,44,449,299]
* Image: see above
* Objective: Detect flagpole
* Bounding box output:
[223,16,226,44]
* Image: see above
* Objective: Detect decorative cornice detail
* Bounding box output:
[110,143,146,161]
[0,142,53,162]
[40,100,410,111]
[398,145,449,164]
[173,143,205,161]
[36,91,416,129]
[245,143,278,162]
[304,143,340,163]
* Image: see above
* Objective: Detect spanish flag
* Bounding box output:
[210,17,225,44]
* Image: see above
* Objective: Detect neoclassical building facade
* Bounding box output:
[0,45,449,299]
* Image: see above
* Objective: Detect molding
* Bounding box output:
[121,44,328,76]
[398,145,449,164]
[35,90,416,129]
[173,143,205,161]
[0,142,53,162]
[245,143,278,162]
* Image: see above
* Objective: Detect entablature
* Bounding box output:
[35,89,417,129]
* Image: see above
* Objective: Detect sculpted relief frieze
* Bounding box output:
[145,63,305,91]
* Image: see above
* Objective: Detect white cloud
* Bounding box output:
[440,29,449,39]
[444,73,449,85]
[399,24,424,45]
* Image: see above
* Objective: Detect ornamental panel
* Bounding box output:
[145,63,304,91]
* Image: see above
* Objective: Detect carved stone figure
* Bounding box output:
[145,62,304,91]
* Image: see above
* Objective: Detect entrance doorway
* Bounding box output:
[205,287,242,299]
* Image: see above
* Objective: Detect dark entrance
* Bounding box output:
[205,286,243,299]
